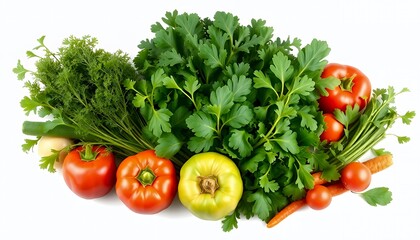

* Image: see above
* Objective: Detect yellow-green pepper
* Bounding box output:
[178,152,243,220]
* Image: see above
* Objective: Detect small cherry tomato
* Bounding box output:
[306,185,332,210]
[340,162,372,192]
[320,113,344,142]
[62,145,116,199]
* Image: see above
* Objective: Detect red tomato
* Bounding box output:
[340,162,372,192]
[318,63,371,113]
[62,145,116,199]
[306,185,332,210]
[115,150,178,214]
[320,113,344,142]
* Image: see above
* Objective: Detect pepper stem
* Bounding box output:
[137,167,156,187]
[197,175,219,198]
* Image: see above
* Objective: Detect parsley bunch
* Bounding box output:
[126,10,338,230]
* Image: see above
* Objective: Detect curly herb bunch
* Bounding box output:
[126,10,341,231]
[16,35,158,171]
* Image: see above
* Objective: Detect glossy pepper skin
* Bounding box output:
[62,145,116,199]
[115,150,178,214]
[178,152,243,220]
[318,63,371,113]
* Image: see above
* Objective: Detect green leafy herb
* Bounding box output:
[16,35,162,171]
[128,10,333,230]
[361,187,393,206]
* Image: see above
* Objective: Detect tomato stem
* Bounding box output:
[79,144,100,162]
[340,74,356,92]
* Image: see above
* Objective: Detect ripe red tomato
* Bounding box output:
[318,63,371,113]
[306,185,332,210]
[116,150,178,214]
[340,162,372,192]
[62,145,116,199]
[320,113,344,142]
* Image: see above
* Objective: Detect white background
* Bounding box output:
[1,0,419,239]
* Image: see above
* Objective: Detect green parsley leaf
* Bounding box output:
[207,86,234,116]
[228,129,253,158]
[259,174,280,193]
[222,104,253,129]
[247,189,272,220]
[227,75,252,102]
[315,76,340,96]
[39,151,60,173]
[272,130,299,154]
[297,39,330,74]
[401,111,416,125]
[155,133,183,159]
[213,11,239,42]
[239,148,266,173]
[20,96,39,115]
[361,187,393,206]
[13,60,30,80]
[221,210,240,232]
[270,51,294,85]
[297,106,318,131]
[148,108,173,137]
[198,44,227,68]
[288,75,315,97]
[22,138,39,152]
[186,111,216,138]
[187,136,215,153]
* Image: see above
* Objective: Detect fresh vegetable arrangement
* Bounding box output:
[14,10,415,232]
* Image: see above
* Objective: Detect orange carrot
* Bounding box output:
[267,154,394,228]
[311,154,393,186]
[266,199,306,228]
[327,182,348,197]
[362,153,393,174]
[312,171,327,185]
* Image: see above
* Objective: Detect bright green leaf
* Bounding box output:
[259,174,279,193]
[198,43,227,68]
[270,51,294,84]
[315,76,340,96]
[20,96,39,115]
[132,93,147,108]
[297,39,330,73]
[288,75,315,97]
[361,187,393,206]
[13,60,29,80]
[187,136,215,153]
[155,133,183,159]
[271,130,299,154]
[223,104,253,129]
[149,108,173,137]
[22,138,39,152]
[298,106,318,131]
[240,148,266,173]
[227,75,252,102]
[186,111,216,138]
[247,189,272,220]
[213,11,239,41]
[228,129,253,158]
[208,86,234,116]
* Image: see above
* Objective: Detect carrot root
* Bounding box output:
[267,154,394,228]
[266,199,306,228]
[362,154,393,174]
